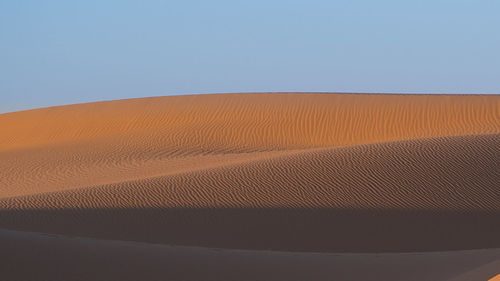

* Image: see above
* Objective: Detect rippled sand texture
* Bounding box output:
[0,93,499,281]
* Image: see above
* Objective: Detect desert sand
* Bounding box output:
[0,93,499,280]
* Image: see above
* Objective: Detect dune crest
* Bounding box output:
[1,93,499,151]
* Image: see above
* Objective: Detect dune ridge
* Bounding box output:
[1,93,499,151]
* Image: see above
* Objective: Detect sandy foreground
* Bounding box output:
[0,93,499,280]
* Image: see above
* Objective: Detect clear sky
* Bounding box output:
[1,0,499,113]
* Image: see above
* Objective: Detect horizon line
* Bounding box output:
[1,91,499,115]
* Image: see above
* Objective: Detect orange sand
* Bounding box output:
[0,93,499,280]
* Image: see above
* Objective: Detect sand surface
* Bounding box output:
[0,93,499,280]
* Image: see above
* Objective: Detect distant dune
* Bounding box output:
[0,93,499,281]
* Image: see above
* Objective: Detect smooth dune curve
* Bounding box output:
[1,93,499,152]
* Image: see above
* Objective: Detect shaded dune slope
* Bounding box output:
[1,228,499,281]
[0,93,499,254]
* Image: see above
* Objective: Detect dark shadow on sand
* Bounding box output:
[0,207,498,252]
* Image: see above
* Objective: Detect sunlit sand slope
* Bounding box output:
[1,94,498,151]
[1,93,499,198]
[1,134,498,211]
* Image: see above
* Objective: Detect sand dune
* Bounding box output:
[1,93,498,197]
[1,93,499,198]
[0,93,499,280]
[2,134,498,211]
[1,135,498,253]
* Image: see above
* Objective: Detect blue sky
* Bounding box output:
[1,0,499,113]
